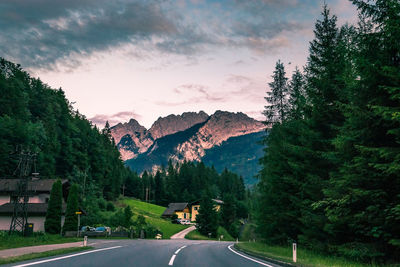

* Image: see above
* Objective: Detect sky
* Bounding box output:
[0,0,358,128]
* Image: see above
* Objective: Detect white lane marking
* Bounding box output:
[228,245,274,267]
[168,245,187,266]
[12,246,123,267]
[168,255,176,266]
[174,245,186,254]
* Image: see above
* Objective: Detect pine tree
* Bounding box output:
[123,206,133,228]
[196,194,218,237]
[154,170,165,205]
[45,179,63,234]
[263,60,289,125]
[62,184,79,233]
[221,193,237,236]
[288,67,306,120]
[323,0,400,260]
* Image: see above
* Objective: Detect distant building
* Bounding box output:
[162,199,223,222]
[0,179,70,232]
[161,203,190,220]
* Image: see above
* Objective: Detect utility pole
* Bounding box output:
[9,150,37,235]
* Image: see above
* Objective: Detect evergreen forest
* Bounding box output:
[257,1,399,263]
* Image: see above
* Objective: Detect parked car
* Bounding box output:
[180,219,191,225]
[95,226,111,235]
[81,226,95,232]
[172,218,181,224]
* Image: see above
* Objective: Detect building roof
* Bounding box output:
[0,179,68,193]
[0,203,67,215]
[190,199,224,205]
[162,203,189,216]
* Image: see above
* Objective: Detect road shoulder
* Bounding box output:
[233,243,294,267]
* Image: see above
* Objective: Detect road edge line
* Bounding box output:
[12,246,123,267]
[228,244,275,267]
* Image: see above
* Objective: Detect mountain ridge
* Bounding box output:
[110,110,266,183]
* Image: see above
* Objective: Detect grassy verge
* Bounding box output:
[235,242,398,267]
[117,198,188,239]
[0,232,82,250]
[185,227,235,241]
[0,246,92,265]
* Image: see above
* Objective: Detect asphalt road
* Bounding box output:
[2,239,283,267]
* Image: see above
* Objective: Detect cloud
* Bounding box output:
[0,0,180,69]
[226,74,265,103]
[89,110,142,127]
[0,0,342,70]
[156,83,225,106]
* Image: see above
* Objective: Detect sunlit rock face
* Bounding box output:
[175,111,265,161]
[148,111,209,140]
[111,111,210,160]
[111,110,266,184]
[110,119,153,159]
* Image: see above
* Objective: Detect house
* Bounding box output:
[162,199,224,222]
[0,178,70,232]
[161,203,190,220]
[190,199,223,222]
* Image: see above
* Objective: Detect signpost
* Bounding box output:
[76,211,82,237]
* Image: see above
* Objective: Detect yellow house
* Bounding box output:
[190,199,224,222]
[161,203,190,220]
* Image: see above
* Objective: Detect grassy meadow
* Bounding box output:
[115,198,188,239]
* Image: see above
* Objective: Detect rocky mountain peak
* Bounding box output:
[173,111,265,162]
[148,111,209,140]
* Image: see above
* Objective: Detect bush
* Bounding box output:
[106,202,115,211]
[97,198,107,211]
[144,225,162,239]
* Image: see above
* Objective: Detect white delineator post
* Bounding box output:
[293,243,297,263]
[83,236,88,247]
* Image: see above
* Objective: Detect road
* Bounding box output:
[170,225,196,239]
[2,239,284,267]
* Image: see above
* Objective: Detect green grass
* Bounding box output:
[239,223,258,241]
[235,242,398,267]
[117,197,188,239]
[185,227,235,241]
[0,246,92,265]
[0,232,82,250]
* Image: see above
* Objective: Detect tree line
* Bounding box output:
[258,1,399,263]
[124,160,247,209]
[0,58,131,201]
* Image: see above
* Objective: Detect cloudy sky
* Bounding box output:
[0,0,358,128]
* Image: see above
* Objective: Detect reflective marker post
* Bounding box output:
[83,236,88,247]
[293,243,297,263]
[76,211,82,237]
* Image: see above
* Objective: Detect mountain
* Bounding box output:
[110,110,266,183]
[149,111,209,140]
[111,111,209,160]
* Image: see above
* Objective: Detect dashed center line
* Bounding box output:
[168,245,187,266]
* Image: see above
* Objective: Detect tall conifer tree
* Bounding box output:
[45,179,63,234]
[62,184,79,233]
[263,60,289,125]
